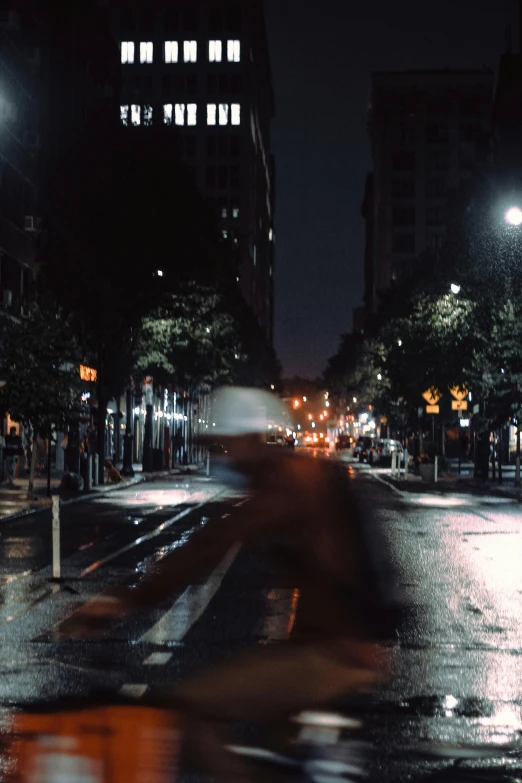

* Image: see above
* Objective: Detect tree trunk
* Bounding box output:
[27,430,38,500]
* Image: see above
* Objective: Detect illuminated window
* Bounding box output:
[207,103,217,125]
[208,40,222,62]
[140,42,153,63]
[120,105,129,125]
[221,205,228,219]
[218,103,229,125]
[163,103,173,124]
[175,103,185,125]
[184,40,197,62]
[143,105,153,125]
[232,206,239,219]
[222,229,228,239]
[227,39,240,62]
[231,103,240,125]
[131,104,141,125]
[164,41,178,63]
[187,103,197,126]
[121,41,135,64]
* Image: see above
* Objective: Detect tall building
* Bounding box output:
[110,0,275,341]
[0,8,40,314]
[364,69,494,315]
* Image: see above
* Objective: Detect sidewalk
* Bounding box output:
[379,459,522,500]
[0,462,207,523]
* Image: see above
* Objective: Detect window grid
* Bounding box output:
[175,103,185,126]
[227,40,240,62]
[209,40,222,62]
[140,42,153,63]
[164,41,178,63]
[231,104,240,125]
[218,103,229,125]
[131,104,141,125]
[164,104,173,124]
[184,40,197,62]
[121,41,135,64]
[207,104,217,125]
[187,103,197,126]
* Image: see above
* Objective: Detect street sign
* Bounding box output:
[451,400,468,411]
[426,405,440,414]
[449,385,468,402]
[422,389,442,406]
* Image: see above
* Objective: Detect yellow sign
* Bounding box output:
[79,365,97,383]
[451,400,468,411]
[426,405,440,414]
[422,389,442,406]
[449,386,468,402]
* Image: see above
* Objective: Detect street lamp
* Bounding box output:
[505,206,522,226]
[450,283,461,295]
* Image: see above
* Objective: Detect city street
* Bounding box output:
[0,464,520,780]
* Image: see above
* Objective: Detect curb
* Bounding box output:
[376,472,522,502]
[0,468,204,525]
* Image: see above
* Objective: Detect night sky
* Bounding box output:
[265,0,518,379]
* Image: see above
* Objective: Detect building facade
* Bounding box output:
[0,8,40,315]
[364,69,494,315]
[110,0,275,341]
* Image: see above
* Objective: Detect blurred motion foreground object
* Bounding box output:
[5,701,180,782]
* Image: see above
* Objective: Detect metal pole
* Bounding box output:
[206,449,210,478]
[52,495,60,580]
[515,416,520,487]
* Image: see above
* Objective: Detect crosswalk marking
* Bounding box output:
[143,652,172,666]
[139,543,241,644]
[119,684,149,699]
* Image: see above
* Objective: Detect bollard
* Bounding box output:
[206,450,210,478]
[93,454,99,486]
[434,455,439,484]
[402,449,409,479]
[52,495,60,580]
[85,455,93,492]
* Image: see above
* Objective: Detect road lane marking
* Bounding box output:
[80,490,226,577]
[143,652,172,666]
[139,543,241,643]
[119,684,149,699]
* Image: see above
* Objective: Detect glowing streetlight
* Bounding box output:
[303,396,307,402]
[506,206,522,226]
[450,283,461,295]
[293,399,301,409]
[397,339,402,347]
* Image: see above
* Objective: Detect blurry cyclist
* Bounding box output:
[68,387,401,780]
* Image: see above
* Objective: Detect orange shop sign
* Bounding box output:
[79,364,98,382]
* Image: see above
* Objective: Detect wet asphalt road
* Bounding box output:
[0,461,521,780]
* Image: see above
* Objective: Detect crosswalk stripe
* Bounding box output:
[119,684,149,699]
[143,652,173,666]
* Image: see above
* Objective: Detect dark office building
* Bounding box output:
[0,8,40,314]
[109,0,275,341]
[364,69,494,316]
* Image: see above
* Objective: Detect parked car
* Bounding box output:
[335,434,353,451]
[369,438,404,465]
[353,436,374,461]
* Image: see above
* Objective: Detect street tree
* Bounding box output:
[0,303,80,497]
